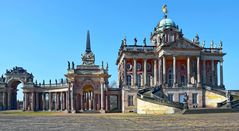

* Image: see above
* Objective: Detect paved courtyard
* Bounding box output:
[0,111,239,131]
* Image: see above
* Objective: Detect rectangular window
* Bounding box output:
[179,94,185,103]
[192,93,198,104]
[128,95,134,106]
[168,94,174,102]
[126,75,131,86]
[136,74,141,87]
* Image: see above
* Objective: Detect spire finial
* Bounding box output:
[102,61,104,69]
[106,62,109,71]
[162,4,168,18]
[123,36,127,45]
[86,30,91,53]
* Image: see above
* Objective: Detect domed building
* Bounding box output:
[0,5,238,114]
[116,5,238,114]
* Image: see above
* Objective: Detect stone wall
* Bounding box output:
[205,90,226,108]
[137,98,180,114]
[122,88,137,113]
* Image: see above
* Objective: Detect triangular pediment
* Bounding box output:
[165,38,202,50]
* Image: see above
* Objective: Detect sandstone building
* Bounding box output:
[0,5,238,114]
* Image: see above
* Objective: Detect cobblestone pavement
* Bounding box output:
[0,112,239,131]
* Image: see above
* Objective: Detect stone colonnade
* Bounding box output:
[21,82,120,113]
[123,55,224,88]
[23,92,68,111]
[123,58,158,87]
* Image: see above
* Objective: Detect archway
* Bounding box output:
[8,80,24,110]
[0,67,34,110]
[82,85,94,111]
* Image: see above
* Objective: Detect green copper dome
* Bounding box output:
[158,18,176,29]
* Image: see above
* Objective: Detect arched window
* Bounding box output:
[126,75,131,86]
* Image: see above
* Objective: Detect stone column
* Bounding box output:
[123,58,127,85]
[3,92,6,110]
[211,60,215,86]
[22,92,25,111]
[66,92,69,111]
[100,83,105,113]
[197,57,201,87]
[71,84,75,113]
[154,59,157,86]
[215,61,218,86]
[61,92,63,111]
[42,93,45,111]
[63,92,66,110]
[54,93,57,110]
[31,92,35,111]
[105,95,108,112]
[87,92,91,110]
[158,58,162,85]
[220,60,224,87]
[36,93,39,111]
[133,58,137,87]
[93,93,95,111]
[74,94,78,111]
[49,92,52,111]
[8,89,11,110]
[80,93,83,112]
[143,59,147,86]
[25,93,28,110]
[98,94,100,110]
[67,84,71,112]
[173,56,176,87]
[202,60,206,85]
[187,57,191,85]
[57,93,60,110]
[162,56,166,85]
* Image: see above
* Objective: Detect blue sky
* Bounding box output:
[0,0,239,100]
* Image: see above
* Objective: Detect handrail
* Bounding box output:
[137,87,183,109]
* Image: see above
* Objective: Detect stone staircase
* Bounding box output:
[137,87,183,110]
[204,86,239,109]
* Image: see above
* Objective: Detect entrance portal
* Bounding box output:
[8,80,24,110]
[0,67,34,111]
[83,85,94,111]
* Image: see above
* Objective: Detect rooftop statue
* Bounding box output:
[134,38,137,45]
[68,61,70,70]
[162,4,168,18]
[202,41,205,48]
[143,38,146,46]
[220,40,223,49]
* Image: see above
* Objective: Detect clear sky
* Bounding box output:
[0,0,239,100]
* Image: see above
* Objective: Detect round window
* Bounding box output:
[126,63,132,71]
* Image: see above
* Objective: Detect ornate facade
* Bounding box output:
[0,5,238,114]
[116,6,227,113]
[0,31,121,113]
